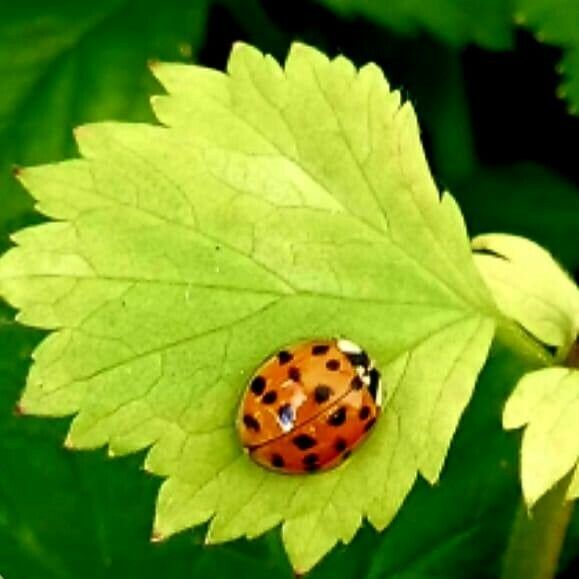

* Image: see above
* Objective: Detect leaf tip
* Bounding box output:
[287,41,328,68]
[72,125,84,142]
[141,457,156,473]
[228,41,264,72]
[148,58,161,71]
[556,86,567,100]
[523,493,538,513]
[63,435,75,450]
[11,165,23,180]
[13,403,25,417]
[230,41,257,56]
[151,529,166,543]
[523,476,556,511]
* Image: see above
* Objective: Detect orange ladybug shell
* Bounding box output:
[237,339,382,474]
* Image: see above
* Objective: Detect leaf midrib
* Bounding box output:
[1,271,473,311]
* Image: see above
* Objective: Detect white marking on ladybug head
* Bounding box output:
[337,338,362,354]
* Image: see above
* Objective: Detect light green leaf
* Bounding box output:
[314,0,513,49]
[0,43,497,572]
[503,368,579,506]
[473,234,579,358]
[515,0,579,113]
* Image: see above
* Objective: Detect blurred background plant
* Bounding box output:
[0,1,577,577]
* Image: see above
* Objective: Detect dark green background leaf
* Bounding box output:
[0,0,207,236]
[314,0,513,49]
[1,0,578,577]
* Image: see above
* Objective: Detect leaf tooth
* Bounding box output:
[63,434,75,450]
[147,58,160,71]
[150,529,166,543]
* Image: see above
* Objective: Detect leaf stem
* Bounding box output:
[501,473,575,579]
[495,319,554,369]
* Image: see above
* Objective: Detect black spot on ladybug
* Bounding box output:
[328,406,347,427]
[262,390,278,404]
[250,376,266,396]
[271,453,285,468]
[243,414,260,432]
[359,406,371,420]
[345,350,370,370]
[334,437,347,453]
[351,376,364,390]
[314,384,333,404]
[342,450,352,461]
[364,417,376,432]
[304,462,320,473]
[326,359,340,371]
[368,368,380,401]
[292,434,317,450]
[278,403,295,428]
[312,344,329,355]
[303,453,319,466]
[288,366,301,382]
[277,350,293,365]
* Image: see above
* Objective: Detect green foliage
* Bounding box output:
[515,0,579,113]
[0,42,502,572]
[316,0,579,112]
[0,0,208,235]
[1,2,578,577]
[314,0,513,49]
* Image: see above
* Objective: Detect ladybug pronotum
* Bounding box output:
[237,339,382,474]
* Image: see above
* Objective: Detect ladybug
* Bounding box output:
[237,339,382,474]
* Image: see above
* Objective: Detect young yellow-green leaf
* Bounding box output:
[472,234,579,359]
[0,43,497,572]
[504,368,579,506]
[315,0,513,49]
[515,0,579,114]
